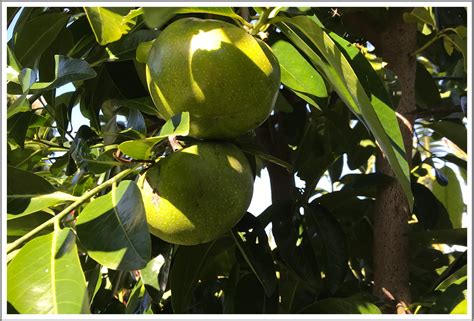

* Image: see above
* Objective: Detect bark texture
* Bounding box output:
[371,9,418,312]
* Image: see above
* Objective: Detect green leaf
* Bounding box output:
[7,111,34,148]
[107,96,158,116]
[271,40,327,109]
[444,33,467,71]
[431,167,464,228]
[7,191,78,219]
[84,7,140,45]
[298,298,381,314]
[7,228,89,313]
[403,7,437,28]
[435,264,467,292]
[108,29,160,61]
[13,12,69,67]
[410,228,467,247]
[416,62,442,109]
[276,16,413,210]
[30,55,97,91]
[305,203,348,294]
[7,94,30,119]
[428,120,467,153]
[76,180,151,271]
[7,165,55,195]
[169,241,217,313]
[231,213,277,297]
[7,211,53,238]
[119,112,190,159]
[143,7,246,29]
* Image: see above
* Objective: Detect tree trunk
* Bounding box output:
[371,9,418,313]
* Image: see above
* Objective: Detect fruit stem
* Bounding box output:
[6,164,142,254]
[251,7,272,36]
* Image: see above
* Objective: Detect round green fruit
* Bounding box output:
[141,142,254,245]
[146,18,281,139]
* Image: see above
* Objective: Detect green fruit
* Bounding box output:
[141,142,254,245]
[146,18,281,139]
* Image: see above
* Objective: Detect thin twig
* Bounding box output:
[6,164,141,254]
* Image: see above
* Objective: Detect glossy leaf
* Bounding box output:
[231,213,277,297]
[7,228,89,313]
[29,55,97,91]
[271,39,327,109]
[76,180,151,271]
[431,167,464,228]
[450,299,467,314]
[143,7,247,29]
[7,191,78,219]
[108,29,160,61]
[276,16,413,210]
[428,120,467,153]
[7,165,55,195]
[13,12,69,67]
[119,112,189,160]
[84,7,141,45]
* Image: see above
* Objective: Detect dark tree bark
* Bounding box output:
[342,8,418,313]
[371,9,418,312]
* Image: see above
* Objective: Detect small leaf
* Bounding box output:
[7,228,89,313]
[271,39,327,109]
[76,180,151,271]
[119,112,189,159]
[7,111,34,148]
[231,213,277,297]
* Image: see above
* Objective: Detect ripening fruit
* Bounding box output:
[140,142,254,245]
[146,18,281,139]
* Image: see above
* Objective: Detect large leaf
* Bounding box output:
[428,120,467,153]
[276,16,413,210]
[76,180,151,271]
[271,39,327,109]
[7,191,78,219]
[304,203,348,294]
[7,165,55,195]
[7,228,89,313]
[12,12,69,67]
[169,241,217,313]
[431,167,464,228]
[118,112,190,160]
[29,55,97,91]
[143,7,247,29]
[84,7,141,45]
[231,213,277,297]
[267,201,322,291]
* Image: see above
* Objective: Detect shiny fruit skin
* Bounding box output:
[141,142,254,245]
[146,17,281,139]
